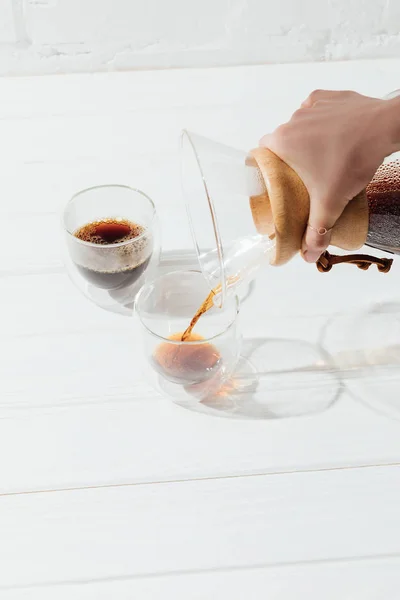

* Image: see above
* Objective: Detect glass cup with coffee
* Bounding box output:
[63,185,159,314]
[135,270,242,409]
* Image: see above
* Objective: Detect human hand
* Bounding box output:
[260,90,399,263]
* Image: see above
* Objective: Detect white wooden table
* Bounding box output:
[1,59,400,598]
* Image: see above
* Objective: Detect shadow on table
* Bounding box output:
[197,337,342,420]
[188,301,400,421]
[318,301,400,422]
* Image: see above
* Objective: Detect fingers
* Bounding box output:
[301,89,354,109]
[301,90,334,108]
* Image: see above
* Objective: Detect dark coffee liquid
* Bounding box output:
[367,160,400,253]
[75,256,151,289]
[74,219,144,245]
[73,218,152,289]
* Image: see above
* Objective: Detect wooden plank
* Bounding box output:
[0,466,399,589]
[0,59,398,119]
[0,62,399,168]
[2,382,400,493]
[3,557,400,599]
[3,218,400,319]
[0,106,250,164]
[1,269,399,400]
[0,157,180,216]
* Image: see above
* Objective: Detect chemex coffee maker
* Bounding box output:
[181,90,400,308]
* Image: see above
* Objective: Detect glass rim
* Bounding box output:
[135,269,240,345]
[181,130,227,306]
[62,184,156,249]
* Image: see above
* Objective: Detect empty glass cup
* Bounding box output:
[135,270,241,406]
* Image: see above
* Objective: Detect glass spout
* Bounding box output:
[181,130,274,306]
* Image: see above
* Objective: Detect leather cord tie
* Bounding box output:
[316,251,393,273]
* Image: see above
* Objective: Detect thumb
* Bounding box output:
[302,198,347,263]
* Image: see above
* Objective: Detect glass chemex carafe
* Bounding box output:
[181,90,400,307]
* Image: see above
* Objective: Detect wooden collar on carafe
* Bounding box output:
[248,147,392,273]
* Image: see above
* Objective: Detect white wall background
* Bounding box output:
[0,0,399,76]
